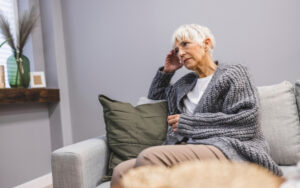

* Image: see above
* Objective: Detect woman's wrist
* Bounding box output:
[163,68,175,73]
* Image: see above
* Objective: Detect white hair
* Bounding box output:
[171,24,216,56]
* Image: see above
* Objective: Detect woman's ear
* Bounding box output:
[203,38,212,52]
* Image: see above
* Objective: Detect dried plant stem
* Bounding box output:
[0,38,10,47]
[0,6,38,55]
[0,14,16,51]
[16,53,25,87]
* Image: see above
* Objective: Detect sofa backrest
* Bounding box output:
[139,80,300,166]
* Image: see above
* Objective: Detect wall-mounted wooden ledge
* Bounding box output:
[0,88,60,104]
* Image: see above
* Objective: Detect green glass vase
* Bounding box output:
[7,54,30,88]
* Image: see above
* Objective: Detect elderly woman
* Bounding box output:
[110,24,282,188]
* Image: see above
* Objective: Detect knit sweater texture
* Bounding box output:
[147,61,283,176]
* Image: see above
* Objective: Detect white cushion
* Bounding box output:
[137,97,166,105]
[258,81,300,165]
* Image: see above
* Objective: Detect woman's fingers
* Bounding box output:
[167,50,173,56]
[170,123,178,132]
[168,114,180,121]
[168,116,179,125]
[165,49,182,73]
[168,118,177,125]
[168,114,179,119]
[168,114,180,132]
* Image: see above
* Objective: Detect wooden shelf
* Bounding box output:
[0,88,60,104]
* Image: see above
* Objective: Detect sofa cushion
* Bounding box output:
[98,95,168,181]
[257,81,300,165]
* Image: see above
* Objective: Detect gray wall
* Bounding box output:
[0,0,70,187]
[0,1,53,188]
[60,0,300,142]
[0,104,52,187]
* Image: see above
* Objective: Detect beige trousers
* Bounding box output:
[110,144,227,187]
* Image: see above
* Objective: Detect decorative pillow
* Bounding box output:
[257,81,300,165]
[98,95,168,181]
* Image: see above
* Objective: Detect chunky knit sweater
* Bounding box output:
[148,61,283,176]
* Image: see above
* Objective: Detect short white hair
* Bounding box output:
[172,24,216,56]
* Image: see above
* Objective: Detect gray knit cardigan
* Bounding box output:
[148,61,282,176]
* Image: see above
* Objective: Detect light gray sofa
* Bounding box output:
[52,80,300,188]
[52,136,110,188]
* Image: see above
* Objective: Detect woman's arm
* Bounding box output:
[148,49,182,100]
[147,67,175,100]
[177,65,259,141]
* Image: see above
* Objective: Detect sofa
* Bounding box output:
[51,80,300,188]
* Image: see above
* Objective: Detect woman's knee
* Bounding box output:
[111,159,136,187]
[135,146,163,167]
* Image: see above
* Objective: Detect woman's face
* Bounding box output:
[174,39,207,70]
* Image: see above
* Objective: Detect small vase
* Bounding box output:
[7,54,30,88]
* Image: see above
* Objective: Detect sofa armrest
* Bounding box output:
[51,135,109,188]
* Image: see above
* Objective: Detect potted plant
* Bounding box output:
[0,7,38,88]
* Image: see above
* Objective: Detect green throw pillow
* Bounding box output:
[98,95,168,182]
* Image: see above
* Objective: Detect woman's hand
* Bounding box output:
[163,50,183,73]
[168,114,180,132]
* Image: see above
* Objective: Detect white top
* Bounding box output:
[183,73,214,114]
